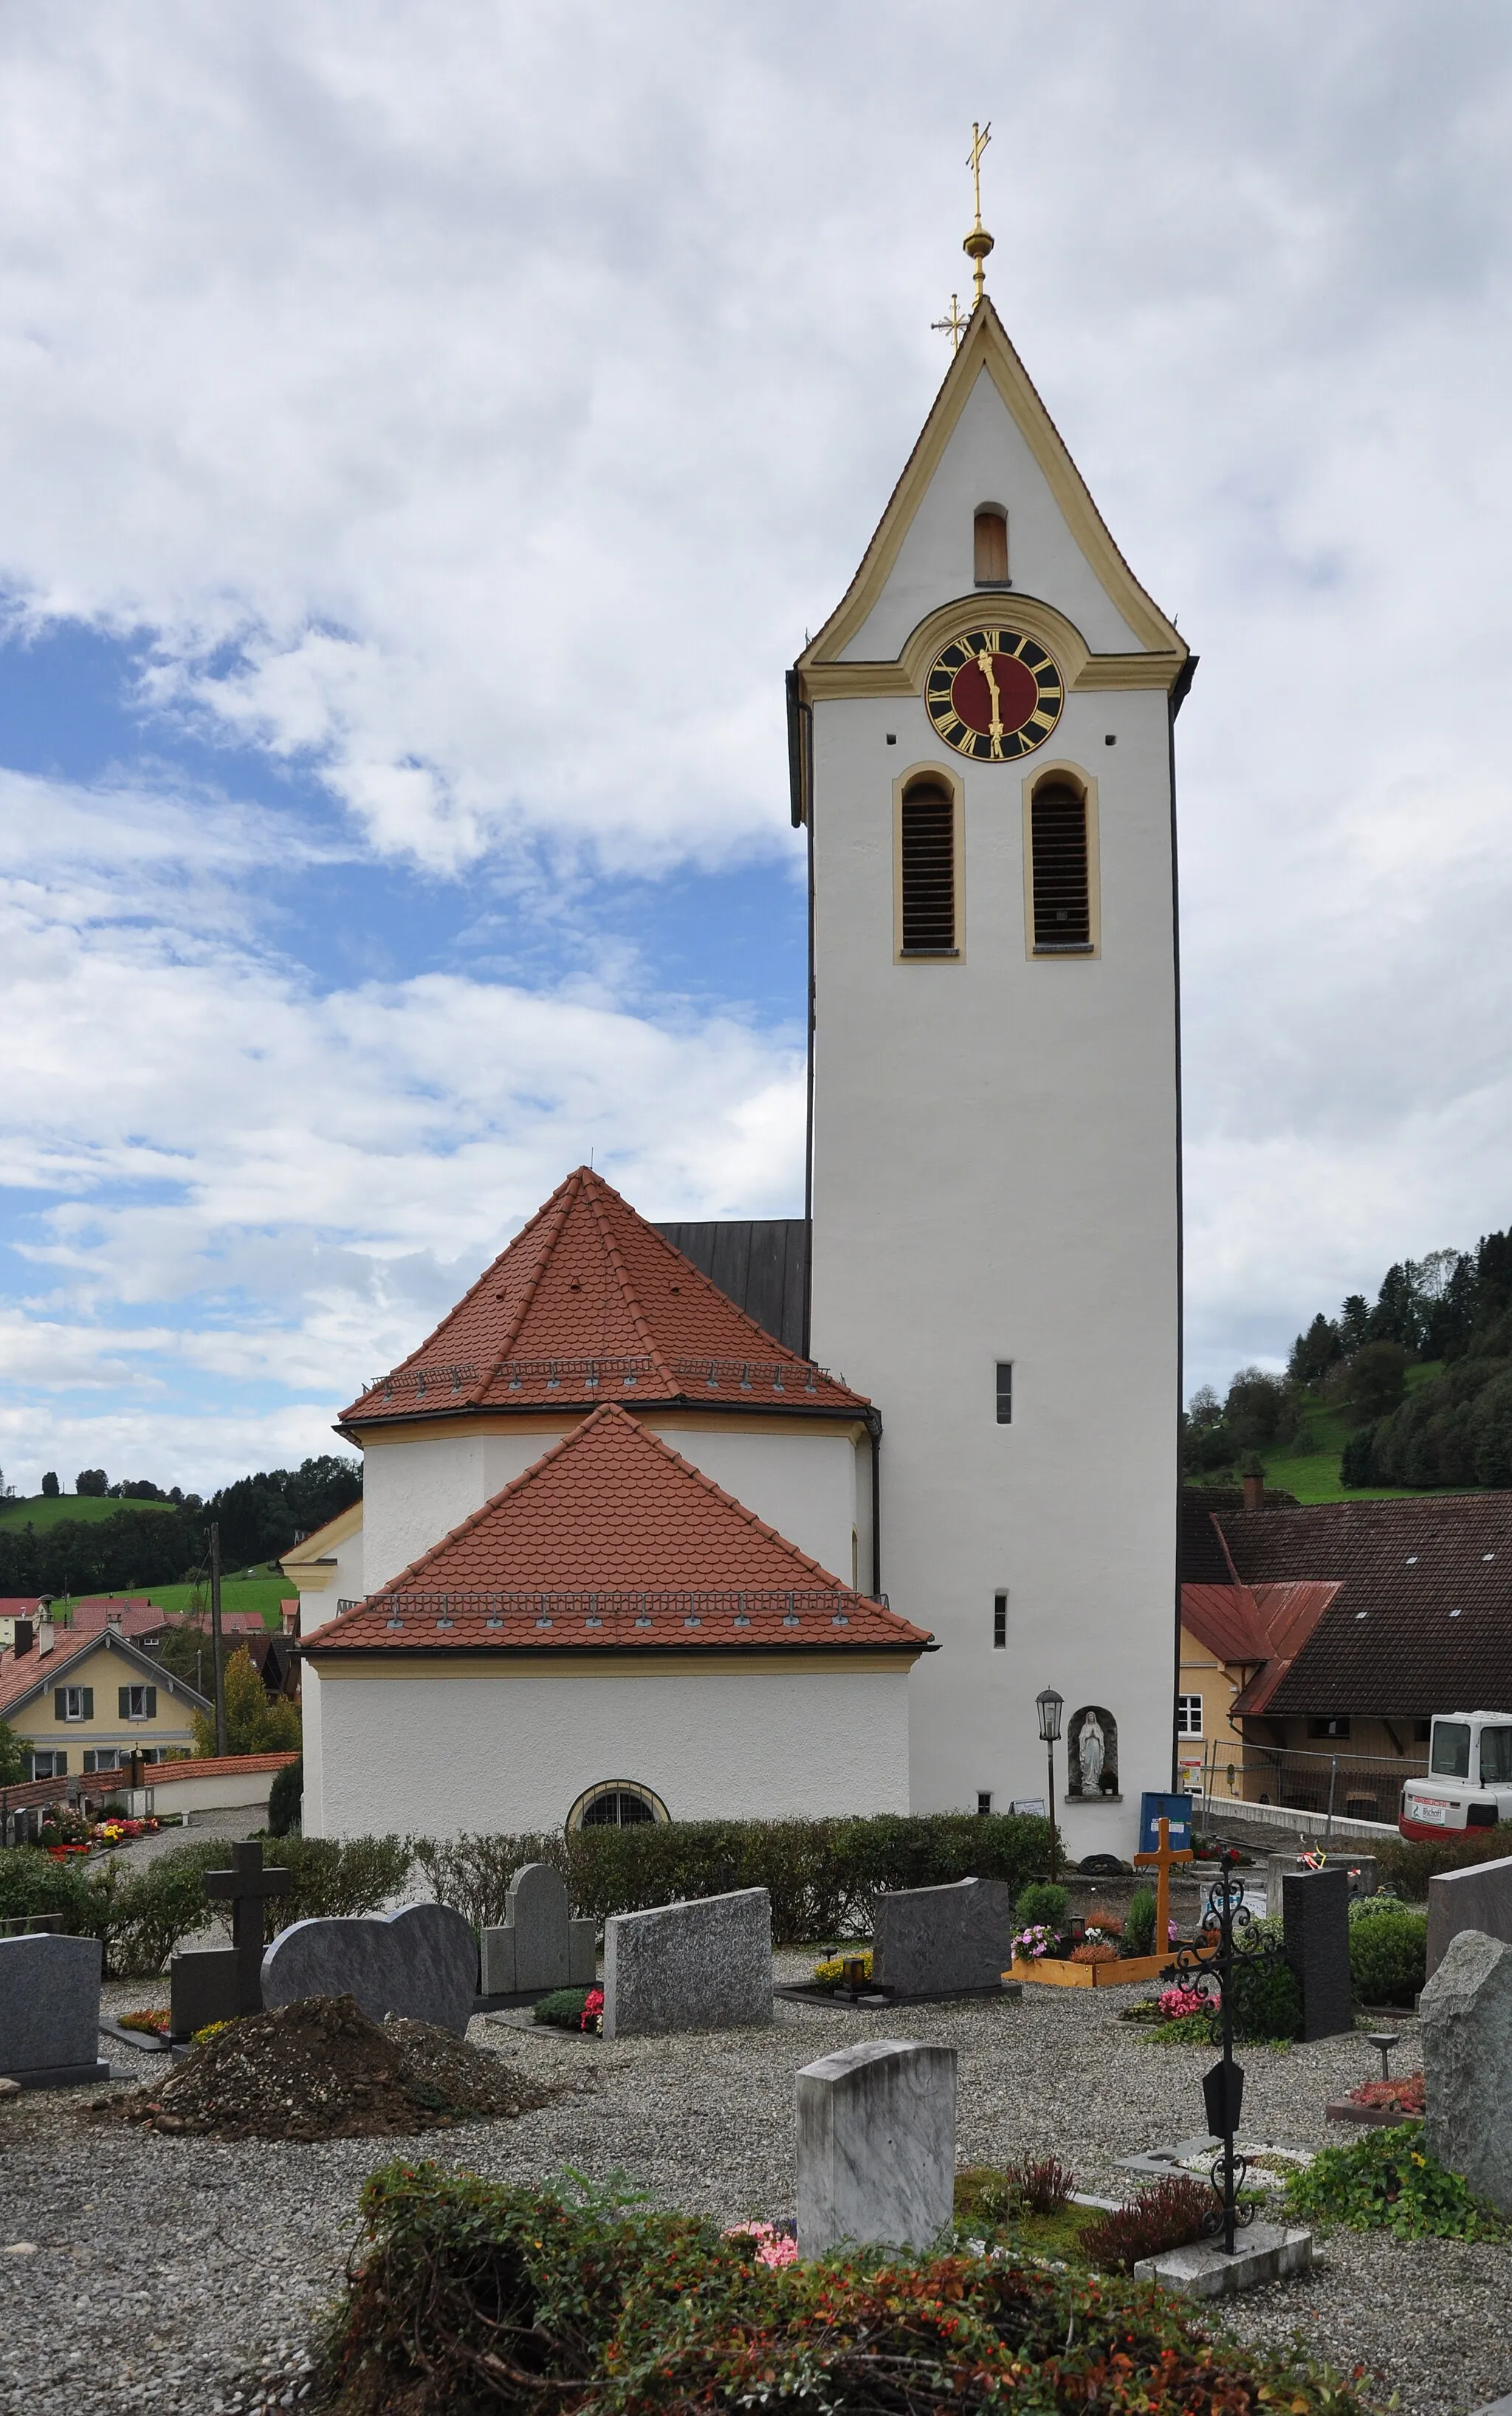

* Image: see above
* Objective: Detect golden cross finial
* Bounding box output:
[963,119,995,304]
[930,292,969,354]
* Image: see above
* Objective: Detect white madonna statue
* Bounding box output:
[1077,1710,1105,1794]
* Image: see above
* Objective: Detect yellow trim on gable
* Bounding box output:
[309,1650,914,1681]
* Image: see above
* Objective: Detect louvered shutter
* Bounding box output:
[145,1687,157,1718]
[119,1687,131,1717]
[55,1688,66,1721]
[81,1688,94,1718]
[55,1751,68,1775]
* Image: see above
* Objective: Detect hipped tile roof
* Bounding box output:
[1200,1494,1512,1719]
[340,1167,866,1426]
[309,1403,929,1659]
[1181,1582,1339,1715]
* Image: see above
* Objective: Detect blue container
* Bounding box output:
[1138,1791,1194,1855]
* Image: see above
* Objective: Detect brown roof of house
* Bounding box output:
[309,1402,929,1660]
[1209,1493,1512,1718]
[339,1167,867,1428]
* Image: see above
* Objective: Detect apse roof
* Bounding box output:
[308,1403,928,1659]
[340,1167,867,1428]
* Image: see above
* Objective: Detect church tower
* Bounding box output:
[791,200,1191,1853]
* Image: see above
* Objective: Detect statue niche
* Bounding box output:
[1067,1706,1118,1798]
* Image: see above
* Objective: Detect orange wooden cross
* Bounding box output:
[1132,1816,1192,1964]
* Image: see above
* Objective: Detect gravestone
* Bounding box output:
[871,1877,1015,1997]
[602,1888,770,2041]
[0,1933,109,2088]
[481,1862,596,1995]
[796,2039,956,2257]
[1421,1927,1512,2216]
[1282,1866,1352,2040]
[261,1902,478,2036]
[1265,1851,1378,1921]
[1427,1854,1512,1980]
[169,1840,290,2040]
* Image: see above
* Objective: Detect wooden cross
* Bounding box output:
[1132,1815,1192,1964]
[931,293,970,354]
[206,1840,290,2014]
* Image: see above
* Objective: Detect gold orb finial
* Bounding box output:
[963,120,994,303]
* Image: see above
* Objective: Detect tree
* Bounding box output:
[1342,1340,1409,1420]
[1288,1314,1342,1386]
[0,1720,28,1785]
[1338,1294,1371,1354]
[1223,1367,1294,1451]
[40,1472,59,1498]
[75,1469,108,1497]
[1367,1263,1425,1355]
[190,1645,300,1758]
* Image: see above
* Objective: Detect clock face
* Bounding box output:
[924,628,1065,761]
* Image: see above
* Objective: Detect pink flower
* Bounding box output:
[724,2220,799,2268]
[1156,1985,1207,2022]
[580,1988,604,2034]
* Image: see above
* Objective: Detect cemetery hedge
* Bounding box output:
[320,2160,1371,2416]
[1371,1826,1512,1900]
[413,1811,1054,1942]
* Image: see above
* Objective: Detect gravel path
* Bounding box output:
[1,1963,1505,2416]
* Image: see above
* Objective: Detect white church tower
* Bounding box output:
[792,182,1192,1855]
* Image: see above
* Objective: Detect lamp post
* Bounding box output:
[1036,1686,1064,1885]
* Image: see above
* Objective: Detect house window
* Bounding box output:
[897,775,959,957]
[1030,778,1093,953]
[83,1748,122,1774]
[992,1593,1007,1648]
[29,1751,67,1779]
[973,505,1008,584]
[119,1684,156,1721]
[995,1362,1013,1424]
[1176,1695,1204,1737]
[1307,1716,1352,1741]
[56,1685,92,1723]
[567,1780,670,1831]
[976,1790,994,1816]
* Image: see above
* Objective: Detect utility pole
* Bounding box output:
[209,1523,227,1757]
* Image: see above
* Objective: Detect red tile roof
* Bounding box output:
[309,1403,929,1658]
[1182,1582,1339,1716]
[137,1751,298,1785]
[340,1166,867,1426]
[66,1602,171,1641]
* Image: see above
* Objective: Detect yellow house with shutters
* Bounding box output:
[0,1617,207,1779]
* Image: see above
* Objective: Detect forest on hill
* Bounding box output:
[0,1455,362,1598]
[1186,1227,1512,1493]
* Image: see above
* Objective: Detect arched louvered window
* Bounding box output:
[898,775,959,957]
[973,505,1008,584]
[1030,778,1093,953]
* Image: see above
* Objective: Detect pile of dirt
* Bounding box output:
[94,1992,566,2141]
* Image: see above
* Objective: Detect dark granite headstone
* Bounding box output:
[1282,1866,1352,2040]
[169,1948,240,2042]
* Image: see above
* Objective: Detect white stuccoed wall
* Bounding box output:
[636,1419,865,1584]
[297,1518,366,1639]
[360,1424,574,1595]
[304,1659,911,1839]
[808,371,1181,1856]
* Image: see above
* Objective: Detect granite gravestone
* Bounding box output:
[1265,1852,1377,1921]
[1426,1853,1512,1980]
[0,1932,109,2088]
[871,1878,1016,1997]
[169,1840,291,2040]
[481,1862,596,1996]
[1421,1927,1512,2216]
[1282,1866,1353,2041]
[261,1902,477,2036]
[602,1888,771,2041]
[796,2039,956,2257]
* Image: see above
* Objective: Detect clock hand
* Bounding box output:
[975,647,1003,740]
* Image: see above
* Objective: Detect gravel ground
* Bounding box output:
[1,1960,1505,2416]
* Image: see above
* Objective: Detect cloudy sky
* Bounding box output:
[2,1,1510,1494]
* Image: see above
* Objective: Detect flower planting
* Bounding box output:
[1285,2121,1505,2240]
[723,2219,799,2268]
[811,1948,873,1988]
[1348,2072,1425,2115]
[1079,2175,1216,2273]
[318,2161,1370,2416]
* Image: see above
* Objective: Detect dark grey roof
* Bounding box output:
[652,1220,809,1357]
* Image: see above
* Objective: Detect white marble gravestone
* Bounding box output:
[480,1862,596,1996]
[0,1932,109,2088]
[261,1902,477,2035]
[796,2038,957,2257]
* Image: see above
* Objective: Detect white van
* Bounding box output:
[1400,1711,1512,1841]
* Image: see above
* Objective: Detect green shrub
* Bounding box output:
[1285,2121,1505,2240]
[258,1835,412,1935]
[0,1846,112,1945]
[1348,1908,1426,2006]
[111,1842,230,1977]
[1227,1929,1303,2042]
[413,1812,1053,1946]
[267,1756,302,1837]
[1014,1881,1071,1932]
[1373,1828,1511,1902]
[532,1988,591,2030]
[1124,1886,1157,1955]
[320,2163,1370,2416]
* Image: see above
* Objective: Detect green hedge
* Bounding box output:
[1372,1828,1511,1902]
[1348,1907,1427,2006]
[413,1811,1053,1945]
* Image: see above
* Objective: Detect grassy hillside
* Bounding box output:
[51,1576,289,1630]
[1252,1363,1445,1502]
[0,1492,179,1534]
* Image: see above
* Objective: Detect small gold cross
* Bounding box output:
[930,293,970,354]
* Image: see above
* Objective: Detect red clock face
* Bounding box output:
[925,628,1065,761]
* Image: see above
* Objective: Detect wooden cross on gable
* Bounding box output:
[1132,1816,1192,1969]
[206,1840,290,2015]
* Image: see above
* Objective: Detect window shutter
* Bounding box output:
[81,1688,94,1719]
[1031,781,1091,950]
[55,1751,68,1775]
[900,781,956,954]
[145,1687,157,1718]
[119,1687,131,1717]
[55,1687,66,1721]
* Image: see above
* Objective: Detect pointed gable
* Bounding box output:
[794,298,1188,742]
[341,1167,867,1426]
[312,1403,928,1656]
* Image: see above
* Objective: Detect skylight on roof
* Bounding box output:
[1406,1555,1418,1564]
[1451,1608,1463,1619]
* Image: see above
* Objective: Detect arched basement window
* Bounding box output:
[1031,778,1093,953]
[899,776,958,956]
[974,506,1008,584]
[567,1780,670,1830]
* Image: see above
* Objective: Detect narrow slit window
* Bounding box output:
[1031,780,1092,952]
[992,1593,1007,1648]
[995,1362,1013,1424]
[974,506,1008,584]
[900,778,956,955]
[976,1790,994,1816]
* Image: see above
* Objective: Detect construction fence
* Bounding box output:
[1178,1737,1426,1831]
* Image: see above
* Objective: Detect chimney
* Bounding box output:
[1242,1473,1265,1513]
[37,1615,55,1656]
[106,1603,123,1631]
[13,1619,32,1657]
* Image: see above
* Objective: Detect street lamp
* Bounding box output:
[1036,1686,1064,1884]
